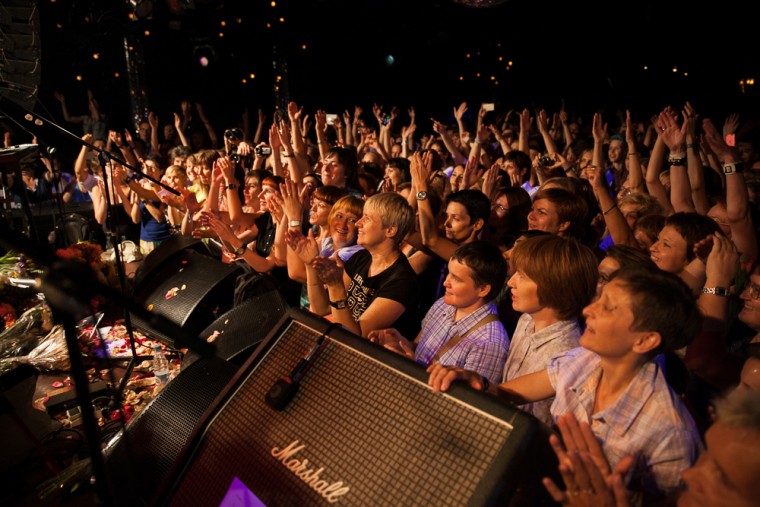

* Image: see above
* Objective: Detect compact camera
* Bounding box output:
[224,128,244,141]
[255,145,272,157]
[538,155,553,167]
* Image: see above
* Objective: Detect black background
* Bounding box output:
[10,0,760,159]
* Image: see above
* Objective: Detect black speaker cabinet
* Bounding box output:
[160,309,556,506]
[131,250,244,347]
[183,283,290,368]
[104,355,239,506]
[132,236,212,288]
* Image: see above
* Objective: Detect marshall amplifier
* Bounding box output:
[159,309,556,506]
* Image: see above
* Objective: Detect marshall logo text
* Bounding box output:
[271,441,350,503]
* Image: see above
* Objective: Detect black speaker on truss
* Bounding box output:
[0,1,41,111]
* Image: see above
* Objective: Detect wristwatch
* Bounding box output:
[722,162,744,175]
[702,287,730,297]
[329,299,347,309]
[288,220,302,228]
[232,242,249,257]
[416,190,428,201]
[226,183,239,190]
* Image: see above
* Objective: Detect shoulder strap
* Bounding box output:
[430,313,499,364]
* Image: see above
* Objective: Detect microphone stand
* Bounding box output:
[0,96,182,403]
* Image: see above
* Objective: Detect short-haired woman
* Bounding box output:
[311,192,420,338]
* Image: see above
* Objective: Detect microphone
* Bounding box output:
[265,324,338,411]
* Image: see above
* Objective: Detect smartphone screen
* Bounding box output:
[326,114,338,125]
[482,103,495,112]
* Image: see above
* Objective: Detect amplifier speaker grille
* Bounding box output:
[164,310,555,506]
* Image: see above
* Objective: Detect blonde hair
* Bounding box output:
[364,192,415,245]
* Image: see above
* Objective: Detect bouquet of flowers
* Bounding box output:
[55,241,104,273]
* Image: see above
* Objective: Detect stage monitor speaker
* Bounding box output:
[104,355,239,506]
[132,235,211,289]
[0,364,61,474]
[183,275,289,368]
[159,309,557,506]
[131,250,244,348]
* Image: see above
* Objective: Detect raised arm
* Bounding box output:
[453,102,469,151]
[536,109,559,155]
[624,110,645,195]
[53,91,86,124]
[683,102,709,214]
[589,160,637,247]
[703,117,758,263]
[644,114,675,216]
[173,113,189,147]
[148,111,161,155]
[518,109,531,155]
[659,108,695,213]
[314,110,329,160]
[195,103,218,149]
[254,108,266,145]
[687,232,744,389]
[411,151,460,260]
[431,118,466,166]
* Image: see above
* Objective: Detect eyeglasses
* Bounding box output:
[745,283,760,300]
[492,203,509,213]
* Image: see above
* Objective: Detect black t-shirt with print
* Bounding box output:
[344,249,420,338]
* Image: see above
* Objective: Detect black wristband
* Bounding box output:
[481,376,490,392]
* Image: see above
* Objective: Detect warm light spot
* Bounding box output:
[221,21,226,27]
[242,78,247,84]
[76,75,83,81]
[114,72,120,78]
[459,76,464,80]
[476,73,481,77]
[92,53,100,60]
[279,17,285,22]
[643,65,648,70]
[684,72,688,77]
[249,73,255,79]
[236,18,242,23]
[271,1,276,5]
[274,86,279,91]
[508,61,512,66]
[490,76,495,80]
[276,75,282,82]
[466,54,471,58]
[498,56,503,61]
[672,67,678,73]
[144,30,150,36]
[56,23,62,28]
[219,32,224,37]
[266,23,271,28]
[494,81,499,85]
[128,13,134,20]
[128,46,134,51]
[301,44,307,50]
